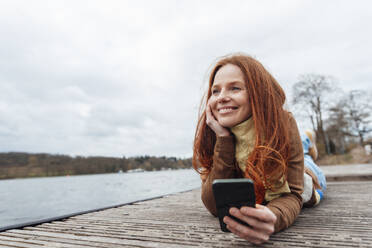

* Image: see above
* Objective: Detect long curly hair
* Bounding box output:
[192,53,291,204]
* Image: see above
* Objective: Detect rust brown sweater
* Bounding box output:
[201,115,304,232]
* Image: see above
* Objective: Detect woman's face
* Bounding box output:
[209,64,252,128]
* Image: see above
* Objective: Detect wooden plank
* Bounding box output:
[1,181,372,247]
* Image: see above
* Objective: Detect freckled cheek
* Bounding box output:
[208,97,217,107]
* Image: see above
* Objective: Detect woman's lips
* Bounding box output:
[218,106,238,114]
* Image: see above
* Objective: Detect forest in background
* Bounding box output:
[0,152,192,180]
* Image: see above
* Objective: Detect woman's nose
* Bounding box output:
[217,89,231,102]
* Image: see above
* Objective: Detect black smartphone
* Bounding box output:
[212,178,256,232]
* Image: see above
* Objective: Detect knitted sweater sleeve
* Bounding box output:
[266,114,304,232]
[201,135,239,216]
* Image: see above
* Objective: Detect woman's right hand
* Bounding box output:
[206,100,230,137]
[223,204,276,245]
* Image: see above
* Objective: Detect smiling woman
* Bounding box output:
[192,53,326,245]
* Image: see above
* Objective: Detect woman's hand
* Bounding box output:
[223,204,277,245]
[206,100,230,137]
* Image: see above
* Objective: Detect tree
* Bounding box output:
[342,90,372,145]
[325,90,372,152]
[326,101,349,153]
[292,74,338,154]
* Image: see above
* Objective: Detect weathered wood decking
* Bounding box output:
[1,164,372,247]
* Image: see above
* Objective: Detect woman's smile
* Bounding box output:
[218,106,238,114]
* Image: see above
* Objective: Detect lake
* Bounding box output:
[0,169,200,229]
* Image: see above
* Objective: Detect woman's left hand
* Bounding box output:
[223,204,276,245]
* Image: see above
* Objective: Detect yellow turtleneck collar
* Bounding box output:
[230,118,255,173]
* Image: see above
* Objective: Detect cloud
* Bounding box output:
[0,0,371,157]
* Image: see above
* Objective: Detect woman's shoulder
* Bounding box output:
[283,111,302,145]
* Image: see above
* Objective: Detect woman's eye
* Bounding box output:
[232,86,241,91]
[212,89,219,94]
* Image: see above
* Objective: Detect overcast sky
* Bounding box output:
[0,0,371,158]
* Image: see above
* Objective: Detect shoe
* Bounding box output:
[305,129,318,160]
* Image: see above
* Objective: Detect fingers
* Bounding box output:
[205,101,218,127]
[205,101,230,137]
[223,216,269,245]
[205,101,230,136]
[229,207,275,235]
[205,103,214,126]
[240,205,277,224]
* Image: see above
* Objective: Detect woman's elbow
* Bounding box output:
[201,188,218,216]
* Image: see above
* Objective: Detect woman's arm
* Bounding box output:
[266,114,304,232]
[201,135,239,215]
[201,103,240,215]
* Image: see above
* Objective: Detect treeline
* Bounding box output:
[0,152,192,180]
[292,74,372,156]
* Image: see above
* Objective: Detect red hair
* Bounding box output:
[192,54,290,204]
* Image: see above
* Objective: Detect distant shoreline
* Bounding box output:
[0,152,192,180]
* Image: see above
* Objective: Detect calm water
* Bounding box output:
[0,169,200,228]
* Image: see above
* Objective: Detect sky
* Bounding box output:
[0,0,371,158]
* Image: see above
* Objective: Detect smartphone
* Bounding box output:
[212,178,256,232]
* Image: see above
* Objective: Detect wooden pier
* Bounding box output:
[1,164,372,247]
